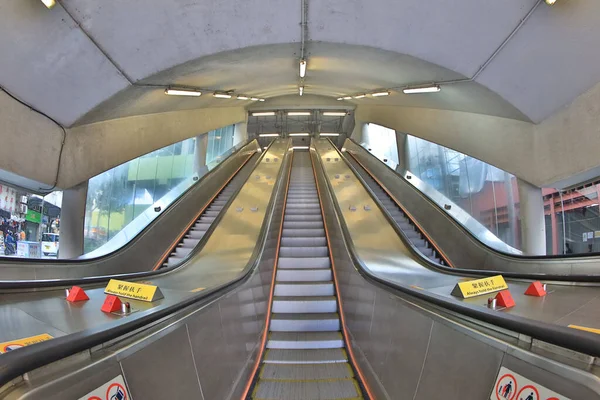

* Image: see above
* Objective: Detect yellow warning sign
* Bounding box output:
[568,324,600,335]
[0,333,54,354]
[451,275,508,299]
[104,279,164,302]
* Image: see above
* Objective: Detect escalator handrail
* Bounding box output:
[345,138,600,262]
[311,141,600,359]
[0,140,295,389]
[0,140,270,289]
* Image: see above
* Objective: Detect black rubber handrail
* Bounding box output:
[346,138,600,261]
[0,140,272,289]
[0,140,294,388]
[311,143,600,358]
[0,139,256,266]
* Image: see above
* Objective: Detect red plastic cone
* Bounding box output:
[101,295,122,313]
[524,281,547,297]
[66,286,89,302]
[495,290,516,308]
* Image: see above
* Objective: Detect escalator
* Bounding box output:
[0,140,262,283]
[340,138,600,276]
[250,150,364,400]
[1,141,600,400]
[345,154,447,266]
[160,166,251,268]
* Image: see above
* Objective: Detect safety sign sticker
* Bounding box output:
[491,366,570,400]
[0,333,53,354]
[78,375,130,400]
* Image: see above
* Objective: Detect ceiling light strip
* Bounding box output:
[252,112,276,117]
[165,88,201,97]
[403,85,441,94]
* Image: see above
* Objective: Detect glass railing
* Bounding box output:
[357,124,522,254]
[83,128,244,258]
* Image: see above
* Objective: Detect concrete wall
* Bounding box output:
[0,91,64,188]
[533,80,600,187]
[58,107,246,188]
[354,105,536,184]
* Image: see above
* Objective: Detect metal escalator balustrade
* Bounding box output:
[345,151,451,266]
[157,155,254,269]
[251,151,364,400]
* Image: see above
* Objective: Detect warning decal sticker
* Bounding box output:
[490,366,570,400]
[78,374,129,400]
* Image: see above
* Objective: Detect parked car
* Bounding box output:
[41,233,59,256]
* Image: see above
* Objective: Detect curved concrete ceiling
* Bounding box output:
[1,0,599,126]
[78,43,528,125]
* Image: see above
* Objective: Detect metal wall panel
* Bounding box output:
[120,325,204,399]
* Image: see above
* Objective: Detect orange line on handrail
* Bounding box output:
[346,151,455,268]
[309,147,376,400]
[240,149,294,399]
[152,151,257,271]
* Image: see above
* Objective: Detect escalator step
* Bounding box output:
[270,313,340,332]
[284,214,323,222]
[253,378,361,400]
[181,238,201,247]
[278,257,330,269]
[282,221,324,229]
[267,332,344,350]
[186,224,210,239]
[259,363,353,380]
[276,268,332,282]
[272,296,337,313]
[279,246,329,258]
[282,228,325,237]
[274,281,334,296]
[281,237,327,247]
[264,348,347,363]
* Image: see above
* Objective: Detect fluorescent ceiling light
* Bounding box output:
[237,96,249,100]
[213,93,232,99]
[165,88,201,97]
[289,133,310,137]
[252,112,276,117]
[403,85,441,94]
[299,59,307,78]
[259,99,266,102]
[259,133,279,137]
[251,97,260,101]
[322,112,347,117]
[353,94,366,99]
[371,91,390,97]
[41,0,56,9]
[343,96,352,100]
[292,146,309,150]
[287,111,311,116]
[545,0,556,4]
[299,86,304,96]
[337,97,344,101]
[320,133,340,137]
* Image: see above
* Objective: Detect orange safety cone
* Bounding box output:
[101,295,122,313]
[495,290,516,308]
[66,286,89,302]
[524,281,547,297]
